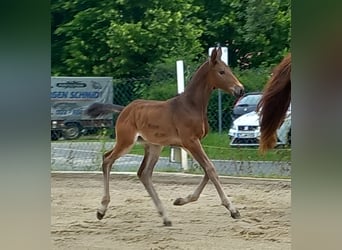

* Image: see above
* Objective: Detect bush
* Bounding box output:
[142,80,177,100]
[233,66,271,92]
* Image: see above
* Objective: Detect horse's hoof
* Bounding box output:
[231,210,241,219]
[96,211,105,220]
[163,220,172,227]
[173,198,185,206]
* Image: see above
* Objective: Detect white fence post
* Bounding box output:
[176,60,188,171]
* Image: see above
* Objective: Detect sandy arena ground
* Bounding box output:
[51,172,291,250]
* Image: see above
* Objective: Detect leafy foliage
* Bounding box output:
[52,0,203,78]
[52,0,290,75]
[51,0,291,130]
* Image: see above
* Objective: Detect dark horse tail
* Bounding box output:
[257,53,291,153]
[85,103,125,118]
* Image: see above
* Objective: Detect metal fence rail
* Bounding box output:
[51,141,291,177]
[51,141,182,172]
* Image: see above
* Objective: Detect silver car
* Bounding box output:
[228,107,291,147]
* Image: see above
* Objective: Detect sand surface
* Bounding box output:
[51,172,291,250]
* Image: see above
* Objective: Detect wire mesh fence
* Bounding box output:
[51,136,291,178]
[111,76,237,132]
[51,75,291,178]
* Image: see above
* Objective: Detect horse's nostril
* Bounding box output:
[235,87,244,97]
[234,87,244,98]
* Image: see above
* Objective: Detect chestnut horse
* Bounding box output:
[85,47,244,226]
[257,53,291,153]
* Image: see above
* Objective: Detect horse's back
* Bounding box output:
[115,99,180,144]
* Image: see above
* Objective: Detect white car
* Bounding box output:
[228,108,291,147]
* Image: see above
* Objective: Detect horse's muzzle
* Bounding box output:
[234,86,244,97]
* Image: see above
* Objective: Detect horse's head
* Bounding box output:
[208,47,244,97]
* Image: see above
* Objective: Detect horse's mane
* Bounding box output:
[184,61,209,91]
[257,53,291,153]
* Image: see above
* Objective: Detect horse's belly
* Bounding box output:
[137,130,181,146]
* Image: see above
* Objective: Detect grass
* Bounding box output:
[201,133,291,162]
[57,132,291,162]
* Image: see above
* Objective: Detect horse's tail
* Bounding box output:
[257,53,291,153]
[85,103,125,118]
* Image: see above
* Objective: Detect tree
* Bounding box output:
[194,0,291,68]
[228,0,291,68]
[51,0,291,130]
[51,0,203,78]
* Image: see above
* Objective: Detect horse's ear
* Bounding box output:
[210,47,222,65]
[216,46,222,60]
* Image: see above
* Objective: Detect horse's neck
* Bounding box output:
[181,62,212,113]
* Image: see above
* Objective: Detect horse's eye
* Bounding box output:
[219,70,225,75]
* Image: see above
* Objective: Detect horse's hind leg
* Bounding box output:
[137,144,171,226]
[97,138,134,220]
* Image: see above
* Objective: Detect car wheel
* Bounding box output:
[51,131,61,141]
[63,123,81,140]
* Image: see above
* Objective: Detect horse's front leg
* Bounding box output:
[183,140,241,219]
[173,173,209,205]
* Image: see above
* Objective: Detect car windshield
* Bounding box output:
[238,95,261,105]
